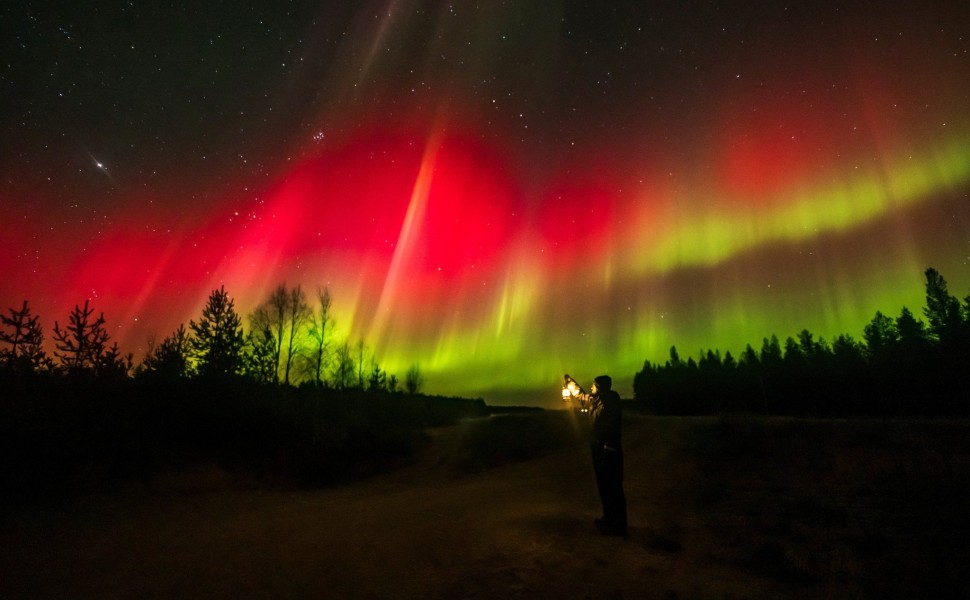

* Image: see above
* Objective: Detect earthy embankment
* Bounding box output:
[2,413,968,598]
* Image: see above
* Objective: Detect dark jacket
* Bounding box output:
[589,389,622,449]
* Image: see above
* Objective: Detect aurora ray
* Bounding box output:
[2,1,969,403]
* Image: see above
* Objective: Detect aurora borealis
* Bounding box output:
[2,1,970,403]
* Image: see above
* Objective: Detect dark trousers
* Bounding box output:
[592,445,627,532]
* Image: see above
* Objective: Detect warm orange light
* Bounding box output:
[562,373,586,402]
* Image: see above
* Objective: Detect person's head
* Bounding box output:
[592,375,612,394]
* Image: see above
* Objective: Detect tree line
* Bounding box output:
[633,267,970,417]
[0,284,424,394]
[0,284,487,498]
[5,267,968,417]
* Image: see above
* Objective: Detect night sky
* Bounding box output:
[2,1,970,403]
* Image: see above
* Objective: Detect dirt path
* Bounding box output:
[0,416,712,599]
[5,414,966,598]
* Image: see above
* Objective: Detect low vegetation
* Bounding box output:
[0,375,486,500]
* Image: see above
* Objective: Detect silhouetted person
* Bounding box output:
[589,375,627,537]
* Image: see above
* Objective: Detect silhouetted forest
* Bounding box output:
[0,284,483,499]
[0,284,424,392]
[633,268,970,417]
[3,268,970,497]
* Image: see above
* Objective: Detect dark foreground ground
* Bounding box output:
[2,413,969,599]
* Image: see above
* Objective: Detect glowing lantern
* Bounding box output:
[561,373,590,412]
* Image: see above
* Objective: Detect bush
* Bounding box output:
[0,373,487,500]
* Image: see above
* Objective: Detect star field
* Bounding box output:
[2,1,970,401]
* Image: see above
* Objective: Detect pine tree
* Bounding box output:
[797,329,818,359]
[896,307,929,349]
[923,267,962,341]
[368,362,387,392]
[0,300,48,372]
[831,334,865,363]
[739,343,760,368]
[666,346,682,368]
[97,342,133,379]
[405,363,424,394]
[632,359,657,401]
[760,335,783,367]
[243,324,279,383]
[698,349,721,371]
[783,336,804,367]
[189,286,244,378]
[52,300,110,373]
[863,311,898,357]
[141,324,191,378]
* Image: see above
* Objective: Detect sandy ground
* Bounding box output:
[2,414,966,599]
